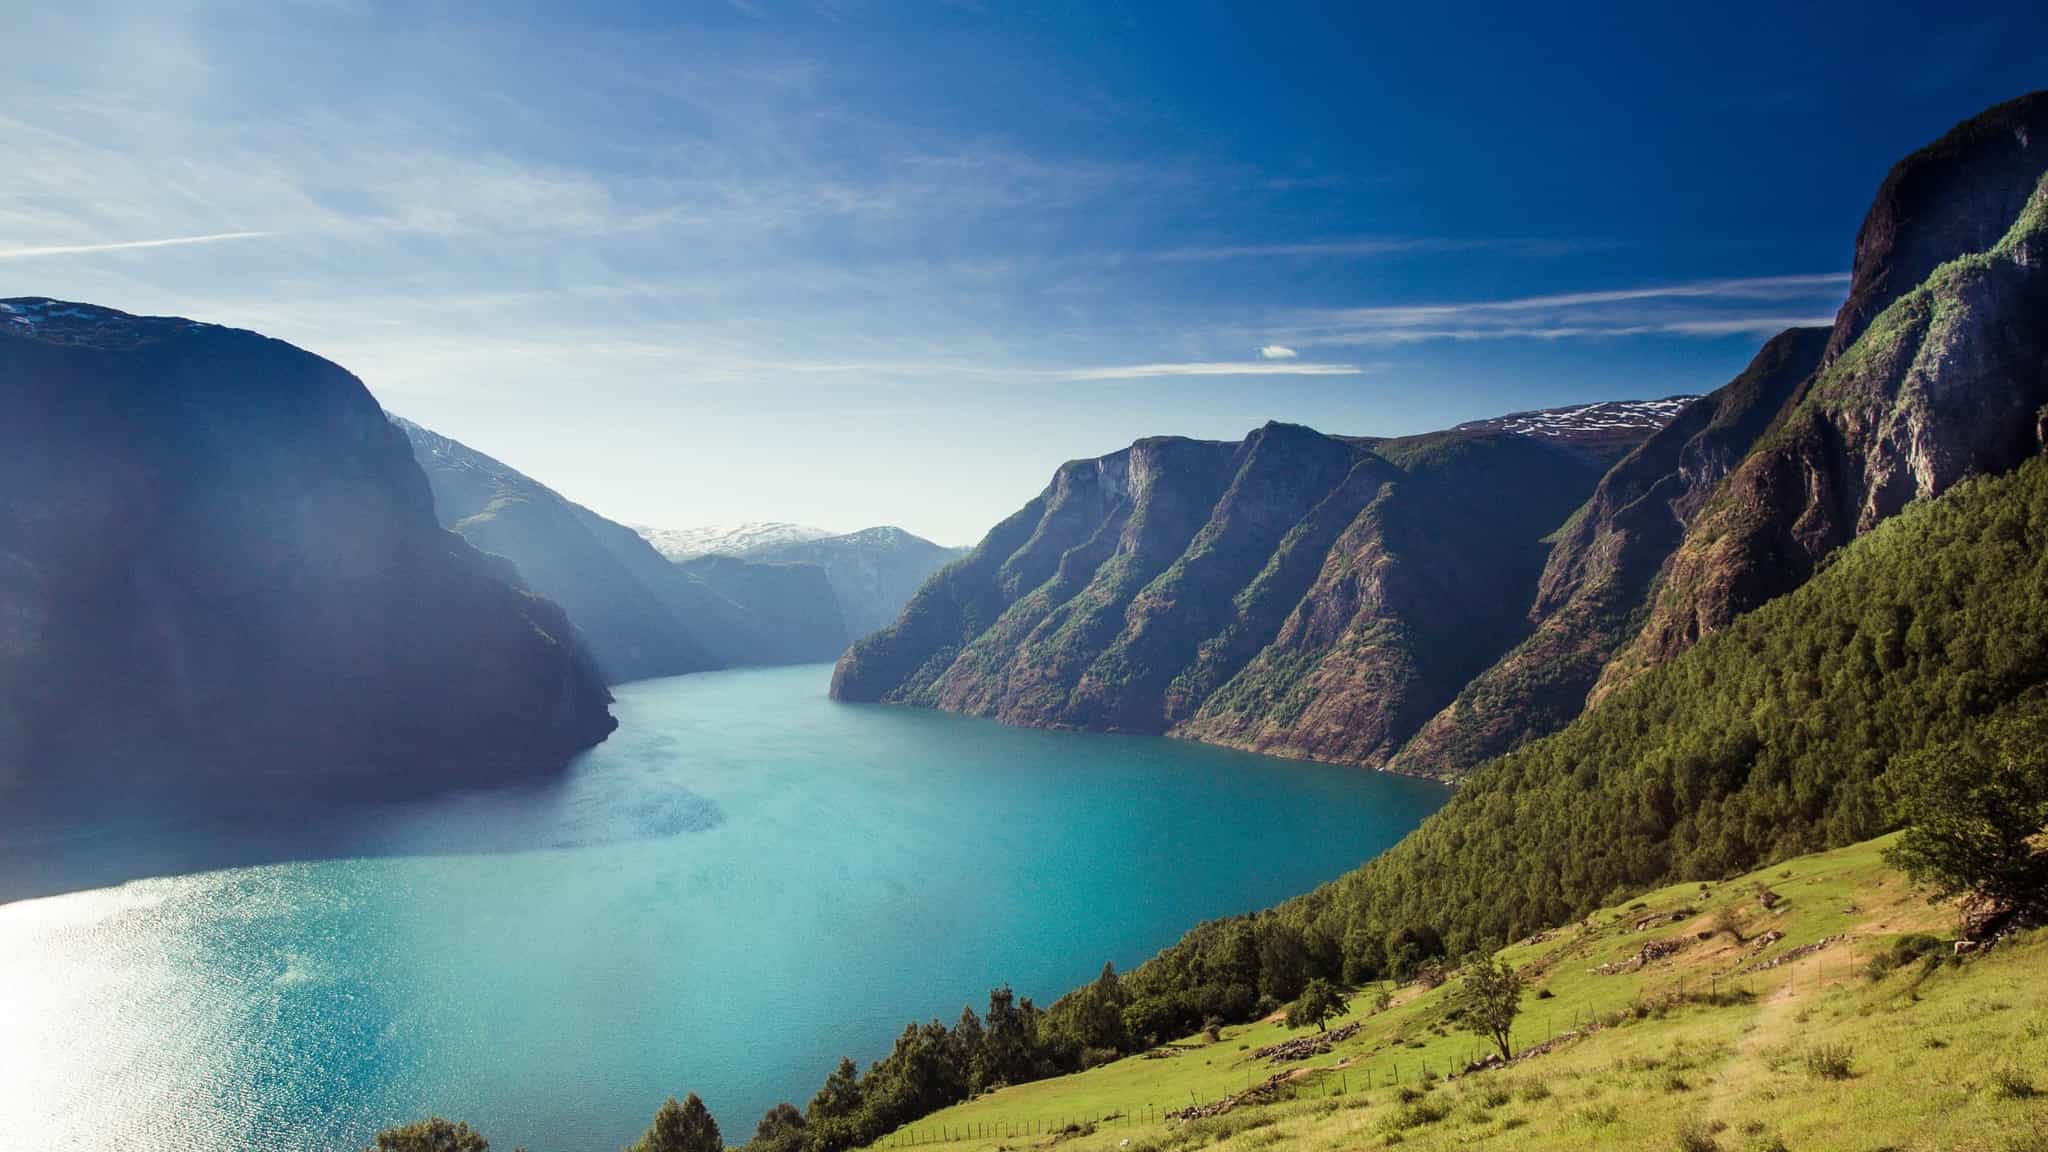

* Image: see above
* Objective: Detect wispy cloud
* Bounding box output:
[1151,236,1612,263]
[0,231,272,260]
[1056,361,1368,381]
[1273,273,1850,345]
[1257,344,1297,359]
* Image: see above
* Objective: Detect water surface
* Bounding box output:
[0,664,1445,1151]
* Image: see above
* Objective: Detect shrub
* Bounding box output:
[1574,1103,1620,1127]
[1805,1043,1855,1081]
[1675,1118,1724,1152]
[1992,1065,2039,1100]
[1867,933,1947,980]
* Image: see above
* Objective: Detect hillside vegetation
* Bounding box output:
[855,838,2046,1152]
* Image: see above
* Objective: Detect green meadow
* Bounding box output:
[865,836,2046,1152]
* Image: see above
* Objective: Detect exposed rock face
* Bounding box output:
[1594,96,2048,701]
[743,526,970,638]
[0,301,615,811]
[834,414,1651,769]
[1387,328,1829,774]
[1825,92,2048,364]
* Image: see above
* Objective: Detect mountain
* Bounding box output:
[832,410,1671,768]
[843,96,2048,780]
[1592,91,2048,702]
[637,521,833,561]
[1385,331,1829,774]
[745,526,971,637]
[397,420,853,675]
[397,419,722,684]
[674,554,849,664]
[0,300,616,812]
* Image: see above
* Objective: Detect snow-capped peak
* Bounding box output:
[634,521,836,561]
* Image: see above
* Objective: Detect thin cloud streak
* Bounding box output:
[1150,235,1616,263]
[0,231,273,260]
[1057,361,1369,381]
[1276,273,1851,346]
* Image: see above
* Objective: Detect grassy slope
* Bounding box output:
[865,838,2046,1152]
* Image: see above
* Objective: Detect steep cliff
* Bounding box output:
[1594,93,2048,701]
[834,408,1668,768]
[1386,328,1829,774]
[0,301,615,811]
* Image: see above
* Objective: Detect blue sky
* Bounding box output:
[2,2,2043,543]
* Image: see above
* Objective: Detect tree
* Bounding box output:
[807,1058,864,1124]
[1884,709,2048,919]
[1459,957,1522,1061]
[746,1103,806,1152]
[1283,978,1347,1032]
[368,1118,490,1152]
[1256,924,1309,1003]
[631,1093,722,1152]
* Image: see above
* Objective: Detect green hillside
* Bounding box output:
[858,837,2045,1152]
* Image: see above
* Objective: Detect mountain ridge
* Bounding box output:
[832,405,1667,770]
[0,299,616,812]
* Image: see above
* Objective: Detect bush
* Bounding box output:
[1992,1065,2039,1100]
[1866,934,1947,980]
[1674,1117,1725,1152]
[1805,1043,1855,1081]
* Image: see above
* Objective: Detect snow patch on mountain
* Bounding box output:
[1455,397,1698,440]
[636,521,836,561]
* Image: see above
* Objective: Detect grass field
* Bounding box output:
[863,836,2048,1151]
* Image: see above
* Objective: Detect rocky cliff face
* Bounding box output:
[833,414,1652,768]
[0,301,615,812]
[1386,328,1829,774]
[1593,93,2048,701]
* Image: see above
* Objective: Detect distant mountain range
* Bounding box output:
[834,91,2048,781]
[397,421,962,678]
[636,521,836,561]
[740,527,972,637]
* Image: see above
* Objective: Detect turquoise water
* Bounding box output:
[0,664,1445,1152]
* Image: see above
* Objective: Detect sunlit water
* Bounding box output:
[0,664,1445,1151]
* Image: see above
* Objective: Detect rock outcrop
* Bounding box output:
[0,300,615,812]
[1593,92,2048,701]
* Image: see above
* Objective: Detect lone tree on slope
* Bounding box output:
[1459,957,1522,1062]
[1284,978,1348,1032]
[1884,708,2048,926]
